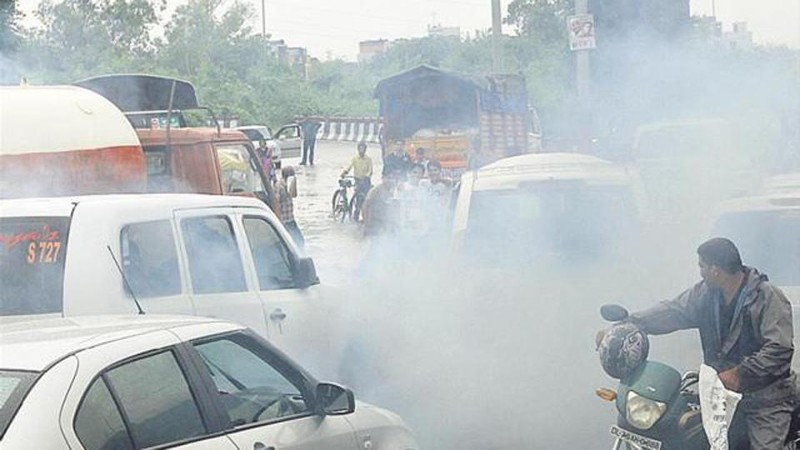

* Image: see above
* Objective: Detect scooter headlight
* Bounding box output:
[626,391,667,430]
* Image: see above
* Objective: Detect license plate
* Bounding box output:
[610,425,662,450]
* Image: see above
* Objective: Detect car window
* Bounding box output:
[181,216,247,294]
[0,371,38,439]
[465,183,637,264]
[104,351,206,448]
[277,126,299,139]
[215,144,265,194]
[0,217,69,315]
[193,335,309,427]
[121,221,181,298]
[242,217,296,290]
[75,378,134,450]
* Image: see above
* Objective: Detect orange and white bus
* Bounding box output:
[0,85,146,199]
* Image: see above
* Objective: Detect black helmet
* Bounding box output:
[597,323,649,379]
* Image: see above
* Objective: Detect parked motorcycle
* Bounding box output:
[595,304,800,450]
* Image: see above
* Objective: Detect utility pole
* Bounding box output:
[491,0,503,72]
[574,0,592,152]
[261,0,266,36]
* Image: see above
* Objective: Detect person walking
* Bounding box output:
[299,116,322,166]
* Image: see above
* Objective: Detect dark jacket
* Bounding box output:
[630,267,794,393]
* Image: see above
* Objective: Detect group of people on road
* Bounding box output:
[340,142,456,265]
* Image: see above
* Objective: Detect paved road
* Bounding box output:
[282,140,381,286]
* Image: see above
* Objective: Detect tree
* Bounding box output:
[19,0,163,82]
[0,0,23,54]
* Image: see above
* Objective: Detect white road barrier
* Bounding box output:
[315,117,382,143]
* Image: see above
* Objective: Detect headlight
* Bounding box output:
[626,391,667,430]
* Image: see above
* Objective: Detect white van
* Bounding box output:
[710,188,800,303]
[451,153,644,265]
[0,194,339,373]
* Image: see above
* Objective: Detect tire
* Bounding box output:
[332,190,349,222]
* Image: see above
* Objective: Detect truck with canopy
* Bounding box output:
[375,65,540,175]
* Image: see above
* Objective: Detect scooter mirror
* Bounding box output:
[600,304,629,322]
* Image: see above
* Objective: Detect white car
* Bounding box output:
[0,315,418,449]
[710,187,800,303]
[234,125,283,168]
[451,153,645,265]
[0,194,342,376]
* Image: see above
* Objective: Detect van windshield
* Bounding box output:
[464,183,638,265]
[0,370,38,439]
[0,217,69,315]
[713,210,800,286]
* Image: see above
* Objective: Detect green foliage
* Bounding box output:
[0,0,23,53]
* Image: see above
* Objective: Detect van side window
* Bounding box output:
[121,221,181,298]
[242,217,296,290]
[215,144,265,195]
[181,216,247,294]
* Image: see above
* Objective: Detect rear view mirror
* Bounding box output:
[600,304,629,322]
[315,382,355,416]
[295,257,319,288]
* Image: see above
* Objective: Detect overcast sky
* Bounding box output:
[17,0,800,60]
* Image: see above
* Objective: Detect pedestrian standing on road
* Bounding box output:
[360,167,403,275]
[383,142,412,178]
[275,166,305,248]
[600,238,796,450]
[362,167,401,239]
[299,116,322,166]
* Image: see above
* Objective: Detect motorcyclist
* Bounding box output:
[607,237,795,449]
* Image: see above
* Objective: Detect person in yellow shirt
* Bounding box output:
[341,142,374,221]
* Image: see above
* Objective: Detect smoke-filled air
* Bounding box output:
[1,0,799,449]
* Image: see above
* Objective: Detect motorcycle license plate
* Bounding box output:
[610,425,662,450]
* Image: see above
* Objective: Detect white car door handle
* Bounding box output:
[269,308,287,321]
[253,442,275,450]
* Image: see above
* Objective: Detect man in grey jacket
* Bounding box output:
[628,237,795,449]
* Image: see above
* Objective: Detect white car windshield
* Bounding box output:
[464,183,638,264]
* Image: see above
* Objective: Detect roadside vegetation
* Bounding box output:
[1,0,797,161]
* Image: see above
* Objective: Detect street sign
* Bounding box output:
[567,14,596,51]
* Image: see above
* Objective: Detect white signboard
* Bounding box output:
[567,14,596,51]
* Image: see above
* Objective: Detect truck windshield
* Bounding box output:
[0,217,70,315]
[0,370,38,440]
[0,370,37,440]
[464,184,638,265]
[713,210,800,286]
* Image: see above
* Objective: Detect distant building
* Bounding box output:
[358,39,390,63]
[428,24,461,38]
[722,22,754,51]
[268,40,309,80]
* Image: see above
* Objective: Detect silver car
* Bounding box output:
[0,315,418,450]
